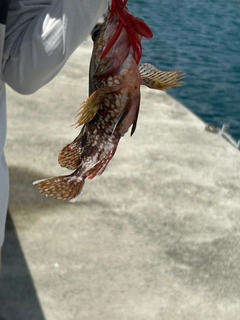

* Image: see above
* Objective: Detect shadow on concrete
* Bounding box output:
[0,213,46,320]
[8,165,59,209]
[8,165,107,210]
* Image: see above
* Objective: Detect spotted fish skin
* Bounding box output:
[33,7,143,202]
[33,4,184,202]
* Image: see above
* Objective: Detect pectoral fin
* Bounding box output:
[139,63,184,90]
[75,86,120,127]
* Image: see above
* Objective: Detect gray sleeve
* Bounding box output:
[2,0,108,94]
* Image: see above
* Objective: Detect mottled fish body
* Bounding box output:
[33,0,183,202]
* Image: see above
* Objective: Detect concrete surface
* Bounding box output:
[1,38,240,320]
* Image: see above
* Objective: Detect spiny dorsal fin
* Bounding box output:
[75,86,120,127]
[139,63,184,90]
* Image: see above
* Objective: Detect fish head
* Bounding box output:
[102,1,153,63]
[90,8,133,79]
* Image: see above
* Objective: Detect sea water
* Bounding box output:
[128,0,240,141]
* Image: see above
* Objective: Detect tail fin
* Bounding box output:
[33,174,85,202]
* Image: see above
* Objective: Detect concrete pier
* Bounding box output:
[1,38,240,320]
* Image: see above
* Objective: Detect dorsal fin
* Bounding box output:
[58,142,81,170]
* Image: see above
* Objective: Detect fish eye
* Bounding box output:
[91,23,103,42]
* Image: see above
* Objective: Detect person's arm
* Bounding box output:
[2,0,109,94]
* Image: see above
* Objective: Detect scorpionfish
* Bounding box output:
[33,0,183,202]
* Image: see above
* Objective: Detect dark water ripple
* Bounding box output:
[128,0,240,141]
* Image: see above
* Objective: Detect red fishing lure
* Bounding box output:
[101,0,153,63]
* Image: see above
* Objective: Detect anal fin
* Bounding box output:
[139,63,184,90]
[87,144,118,180]
[112,96,140,137]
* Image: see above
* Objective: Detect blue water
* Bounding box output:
[128,0,240,141]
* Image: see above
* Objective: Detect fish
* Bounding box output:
[33,0,184,202]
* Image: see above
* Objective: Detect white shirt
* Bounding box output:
[0,0,109,248]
